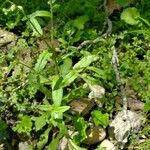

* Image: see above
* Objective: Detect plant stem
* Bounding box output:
[49,0,54,41]
[111,46,128,115]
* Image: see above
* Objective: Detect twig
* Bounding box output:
[99,0,112,35]
[111,46,128,115]
[77,37,104,50]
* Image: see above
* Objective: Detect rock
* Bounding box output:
[57,136,68,150]
[99,139,116,150]
[0,144,5,150]
[19,142,29,150]
[0,28,18,50]
[88,84,105,99]
[69,98,95,115]
[84,126,106,145]
[116,97,144,111]
[109,110,142,149]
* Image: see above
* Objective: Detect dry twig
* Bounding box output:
[111,46,128,115]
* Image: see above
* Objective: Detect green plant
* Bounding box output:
[0,0,150,149]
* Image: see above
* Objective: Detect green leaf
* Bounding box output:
[34,50,52,73]
[68,139,87,150]
[37,128,51,150]
[70,30,83,43]
[13,115,32,133]
[48,137,59,150]
[63,86,88,102]
[91,110,109,128]
[81,73,100,85]
[29,17,43,36]
[48,123,67,150]
[53,77,63,90]
[88,67,105,76]
[38,105,70,113]
[25,10,51,36]
[73,55,99,70]
[52,0,56,4]
[144,101,150,112]
[95,146,106,150]
[52,76,63,106]
[138,17,150,27]
[34,116,47,131]
[60,70,78,88]
[40,85,52,98]
[38,104,52,111]
[60,58,72,76]
[73,15,89,30]
[32,10,51,17]
[74,117,88,143]
[121,7,140,25]
[115,0,129,7]
[53,106,70,113]
[0,120,9,142]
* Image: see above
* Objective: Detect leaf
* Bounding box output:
[68,139,87,150]
[91,110,109,128]
[73,55,99,70]
[48,123,67,150]
[52,76,63,106]
[32,10,51,17]
[34,50,52,73]
[13,115,33,133]
[63,86,88,102]
[60,58,72,76]
[40,85,52,99]
[121,7,140,25]
[48,137,59,150]
[73,15,89,30]
[71,31,83,43]
[38,104,52,111]
[74,117,88,143]
[53,76,63,90]
[34,116,47,131]
[29,17,43,36]
[115,0,129,7]
[53,4,60,12]
[144,101,150,112]
[88,66,105,76]
[95,146,106,150]
[81,74,100,85]
[38,105,70,113]
[60,70,78,88]
[53,106,70,113]
[0,120,9,142]
[138,17,150,27]
[37,128,51,150]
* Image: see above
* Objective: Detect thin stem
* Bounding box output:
[111,46,128,114]
[21,8,59,74]
[49,0,59,74]
[49,0,54,41]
